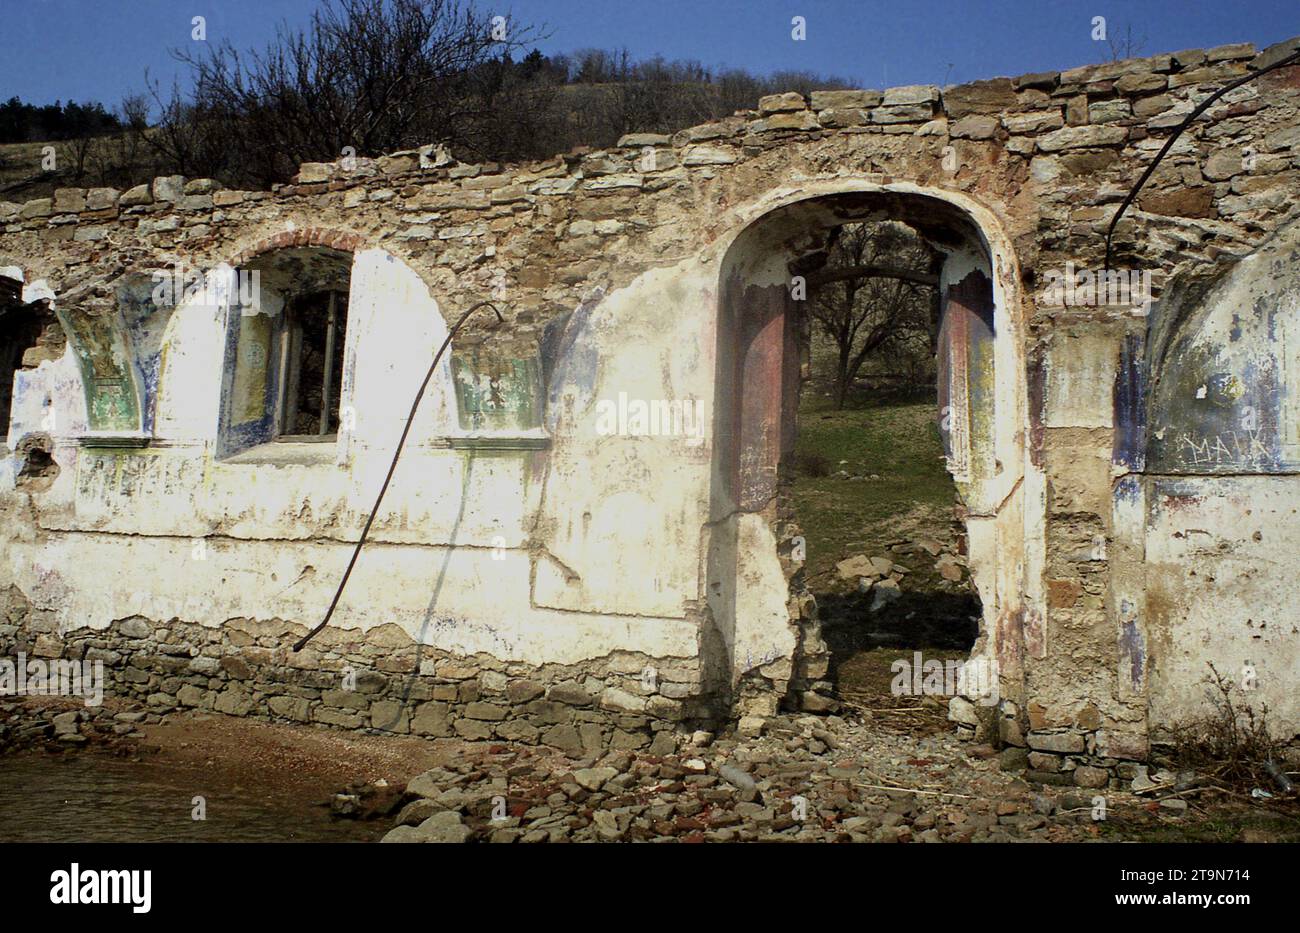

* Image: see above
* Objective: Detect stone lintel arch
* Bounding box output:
[703,178,1042,727]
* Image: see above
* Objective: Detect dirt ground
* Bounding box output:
[5,690,1298,843]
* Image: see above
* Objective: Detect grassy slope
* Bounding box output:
[0,141,55,198]
[791,393,958,589]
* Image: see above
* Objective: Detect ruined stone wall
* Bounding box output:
[1,37,1298,764]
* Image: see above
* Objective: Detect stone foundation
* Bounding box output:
[0,587,721,756]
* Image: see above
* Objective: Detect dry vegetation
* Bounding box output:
[0,0,853,200]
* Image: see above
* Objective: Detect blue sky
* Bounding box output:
[2,0,1297,110]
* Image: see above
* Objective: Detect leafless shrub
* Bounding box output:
[1166,662,1286,790]
[153,0,544,186]
[793,451,832,478]
[1106,23,1147,62]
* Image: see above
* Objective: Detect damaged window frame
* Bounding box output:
[0,275,59,457]
[272,288,348,442]
[217,247,354,459]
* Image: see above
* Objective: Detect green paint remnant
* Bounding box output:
[55,308,141,432]
[452,346,542,431]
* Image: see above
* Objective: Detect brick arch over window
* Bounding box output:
[212,227,466,459]
[228,228,367,268]
[224,227,453,315]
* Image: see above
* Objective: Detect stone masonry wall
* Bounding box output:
[0,586,696,754]
[2,40,1295,329]
[1,36,1299,763]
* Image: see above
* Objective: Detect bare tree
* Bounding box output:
[1106,23,1148,62]
[61,1,861,189]
[157,0,543,186]
[806,222,938,408]
[78,95,156,188]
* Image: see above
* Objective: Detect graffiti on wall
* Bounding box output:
[75,449,203,506]
[1146,215,1300,475]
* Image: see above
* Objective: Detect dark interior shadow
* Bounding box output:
[817,588,980,689]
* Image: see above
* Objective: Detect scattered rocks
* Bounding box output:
[935,555,964,582]
[381,810,472,843]
[573,767,617,791]
[319,707,1179,844]
[836,555,877,581]
[869,579,902,612]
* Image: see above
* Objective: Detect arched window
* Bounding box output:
[218,246,352,456]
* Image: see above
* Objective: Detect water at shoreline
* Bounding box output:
[0,750,385,843]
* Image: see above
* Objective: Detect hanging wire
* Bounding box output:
[1103,48,1300,271]
[292,300,505,652]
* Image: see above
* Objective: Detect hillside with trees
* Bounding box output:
[0,0,852,198]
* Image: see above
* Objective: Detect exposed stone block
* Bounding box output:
[681,121,734,142]
[1138,185,1216,217]
[1253,37,1300,70]
[809,89,882,110]
[751,112,820,132]
[943,78,1018,118]
[582,173,643,189]
[1002,110,1064,134]
[617,132,672,147]
[1168,63,1248,89]
[1114,72,1167,94]
[757,91,806,114]
[297,163,333,183]
[682,145,738,165]
[950,115,999,139]
[1087,99,1131,124]
[1013,71,1060,91]
[371,699,410,732]
[151,175,185,202]
[1205,42,1255,62]
[183,177,222,194]
[1036,124,1128,152]
[818,108,869,128]
[548,682,594,706]
[1027,731,1086,753]
[85,187,119,210]
[464,701,508,721]
[871,104,934,124]
[882,84,939,106]
[53,188,86,213]
[269,695,311,721]
[1072,766,1110,788]
[19,199,52,219]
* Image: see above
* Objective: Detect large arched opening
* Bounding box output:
[705,183,1036,733]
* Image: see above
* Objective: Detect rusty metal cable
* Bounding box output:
[1103,48,1300,271]
[292,299,505,652]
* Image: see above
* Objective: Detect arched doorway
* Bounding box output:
[705,183,1036,734]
